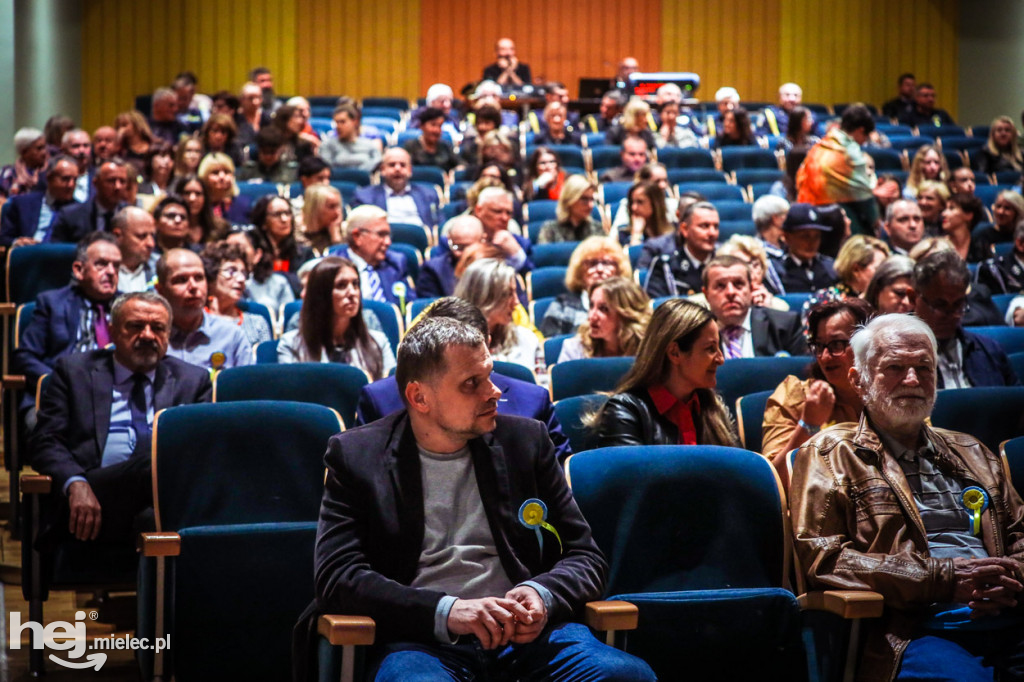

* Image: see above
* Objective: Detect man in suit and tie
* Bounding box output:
[0,155,79,246]
[50,159,129,243]
[416,215,485,297]
[31,291,212,543]
[14,232,123,420]
[295,313,653,682]
[330,204,416,307]
[352,147,438,229]
[61,128,95,203]
[355,296,571,463]
[703,255,807,358]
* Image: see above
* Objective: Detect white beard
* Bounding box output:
[864,380,935,431]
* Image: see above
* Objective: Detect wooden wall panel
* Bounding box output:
[81,0,297,131]
[779,0,958,116]
[418,0,661,98]
[661,0,782,106]
[294,0,420,98]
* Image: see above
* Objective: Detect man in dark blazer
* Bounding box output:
[50,159,129,243]
[14,232,123,413]
[31,291,212,544]
[295,316,653,682]
[0,155,79,246]
[329,204,416,307]
[351,148,437,228]
[703,255,807,358]
[416,215,484,297]
[355,297,571,463]
[641,201,719,297]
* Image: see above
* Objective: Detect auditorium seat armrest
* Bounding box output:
[140,532,182,557]
[20,475,52,495]
[318,615,376,646]
[0,303,17,316]
[2,375,26,390]
[798,590,884,619]
[584,600,639,631]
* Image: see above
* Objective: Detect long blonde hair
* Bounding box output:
[302,184,343,246]
[578,277,650,357]
[985,115,1023,171]
[906,144,949,196]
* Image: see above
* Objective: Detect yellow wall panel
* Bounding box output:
[779,0,958,116]
[662,0,782,106]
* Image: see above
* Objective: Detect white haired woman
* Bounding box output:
[537,175,604,243]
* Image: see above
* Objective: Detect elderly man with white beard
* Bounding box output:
[790,313,1024,682]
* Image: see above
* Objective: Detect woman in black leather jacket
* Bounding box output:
[593,299,738,447]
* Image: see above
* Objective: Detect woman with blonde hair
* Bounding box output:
[903,144,949,199]
[198,152,250,224]
[454,258,539,370]
[301,184,343,256]
[557,277,650,362]
[975,115,1022,174]
[593,298,738,447]
[977,188,1024,249]
[537,175,604,243]
[800,234,889,320]
[606,96,656,148]
[539,236,631,336]
[915,180,949,234]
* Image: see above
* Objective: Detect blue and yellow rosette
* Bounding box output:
[518,498,562,555]
[961,486,989,536]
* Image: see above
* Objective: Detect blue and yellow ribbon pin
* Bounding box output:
[518,499,562,554]
[961,486,989,536]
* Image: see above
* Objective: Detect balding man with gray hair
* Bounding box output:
[331,204,416,306]
[473,186,533,274]
[112,207,157,293]
[791,313,1024,682]
[417,215,485,297]
[758,82,803,137]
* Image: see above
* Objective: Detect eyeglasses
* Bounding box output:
[360,229,391,239]
[809,339,851,356]
[583,258,618,270]
[162,212,187,222]
[449,241,473,254]
[219,267,247,280]
[919,296,969,316]
[267,210,292,219]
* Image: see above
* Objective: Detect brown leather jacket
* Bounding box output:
[790,413,1024,682]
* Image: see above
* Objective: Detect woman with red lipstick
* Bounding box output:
[201,242,272,345]
[277,257,394,379]
[593,299,738,448]
[556,277,649,362]
[762,298,874,485]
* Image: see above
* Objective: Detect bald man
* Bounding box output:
[482,38,532,89]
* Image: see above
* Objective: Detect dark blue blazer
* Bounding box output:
[50,198,126,243]
[13,284,106,392]
[437,232,535,275]
[416,252,458,298]
[355,372,572,463]
[352,184,438,228]
[328,245,417,305]
[213,194,254,225]
[947,328,1022,389]
[30,349,212,493]
[0,192,74,246]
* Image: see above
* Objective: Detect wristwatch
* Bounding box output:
[798,419,821,435]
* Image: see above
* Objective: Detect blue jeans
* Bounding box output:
[898,629,1024,682]
[370,622,656,682]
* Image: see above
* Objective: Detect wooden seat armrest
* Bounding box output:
[318,615,376,646]
[584,600,638,632]
[798,590,884,619]
[0,303,17,316]
[140,532,181,557]
[21,475,52,495]
[3,375,26,390]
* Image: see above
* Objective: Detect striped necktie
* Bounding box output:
[723,325,744,360]
[365,266,386,302]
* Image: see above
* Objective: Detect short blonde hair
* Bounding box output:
[302,184,342,238]
[621,97,651,133]
[556,175,596,223]
[197,152,238,197]
[834,235,890,285]
[565,236,631,294]
[344,204,388,243]
[915,179,950,202]
[717,235,769,278]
